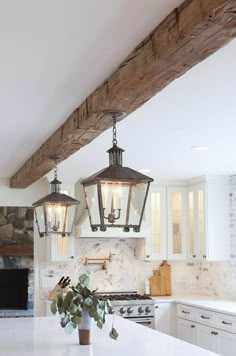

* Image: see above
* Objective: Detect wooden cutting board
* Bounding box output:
[149,260,171,296]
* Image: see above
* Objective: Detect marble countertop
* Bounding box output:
[152,294,236,315]
[0,315,219,356]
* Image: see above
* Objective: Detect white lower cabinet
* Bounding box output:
[155,302,174,336]
[177,303,236,356]
[177,318,196,345]
[217,329,236,356]
[196,324,218,353]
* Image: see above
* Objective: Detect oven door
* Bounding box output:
[127,317,155,329]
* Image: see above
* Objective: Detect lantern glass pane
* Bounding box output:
[44,204,77,235]
[35,205,46,235]
[84,184,100,225]
[66,205,77,233]
[45,204,66,234]
[101,181,130,226]
[129,183,147,225]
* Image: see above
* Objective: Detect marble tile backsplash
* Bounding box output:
[39,176,236,301]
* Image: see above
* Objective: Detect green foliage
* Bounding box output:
[51,274,118,340]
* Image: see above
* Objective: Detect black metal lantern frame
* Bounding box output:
[33,160,80,237]
[81,110,153,233]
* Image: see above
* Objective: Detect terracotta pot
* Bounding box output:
[78,310,93,345]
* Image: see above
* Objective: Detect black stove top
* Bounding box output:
[97,293,151,301]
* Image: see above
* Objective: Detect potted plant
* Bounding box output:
[51,274,118,345]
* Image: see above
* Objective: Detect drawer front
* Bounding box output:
[215,312,236,333]
[177,304,196,321]
[196,308,216,326]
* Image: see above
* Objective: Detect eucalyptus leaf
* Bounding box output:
[109,327,119,340]
[51,300,57,315]
[97,320,103,329]
[84,297,93,307]
[65,321,75,335]
[79,274,89,287]
[71,315,81,326]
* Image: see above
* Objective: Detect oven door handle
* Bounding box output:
[133,318,153,325]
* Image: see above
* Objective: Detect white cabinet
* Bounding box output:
[167,187,187,260]
[218,329,236,356]
[47,234,75,262]
[145,187,167,260]
[196,324,218,353]
[155,302,174,336]
[177,303,236,356]
[146,185,187,261]
[187,176,229,261]
[177,318,196,345]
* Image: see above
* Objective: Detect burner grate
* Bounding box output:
[97,293,151,301]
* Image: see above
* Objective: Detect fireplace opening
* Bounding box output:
[0,269,28,310]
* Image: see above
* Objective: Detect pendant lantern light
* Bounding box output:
[33,157,79,237]
[81,110,153,232]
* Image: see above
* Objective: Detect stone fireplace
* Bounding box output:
[0,207,34,317]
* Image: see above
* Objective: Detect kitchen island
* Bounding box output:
[0,315,219,356]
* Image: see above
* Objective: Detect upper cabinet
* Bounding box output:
[146,176,229,261]
[187,177,229,261]
[167,187,187,260]
[145,184,187,261]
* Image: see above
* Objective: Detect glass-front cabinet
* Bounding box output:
[187,183,206,259]
[146,186,167,260]
[167,187,187,260]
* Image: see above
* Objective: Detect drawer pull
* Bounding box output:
[222,321,232,325]
[191,325,195,328]
[201,315,210,320]
[211,331,218,336]
[182,310,190,314]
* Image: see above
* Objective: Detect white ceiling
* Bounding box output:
[57,37,236,183]
[0,0,183,178]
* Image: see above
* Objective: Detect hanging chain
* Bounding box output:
[112,115,118,145]
[54,160,58,180]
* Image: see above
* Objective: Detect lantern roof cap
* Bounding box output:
[106,144,125,153]
[50,178,62,185]
[81,166,154,185]
[32,192,80,207]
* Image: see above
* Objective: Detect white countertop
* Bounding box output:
[152,294,236,315]
[0,315,219,356]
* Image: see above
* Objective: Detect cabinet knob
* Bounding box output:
[203,255,207,258]
[146,255,150,258]
[70,256,74,259]
[191,325,195,328]
[192,255,196,258]
[155,305,159,309]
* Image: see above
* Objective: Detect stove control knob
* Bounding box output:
[119,307,126,314]
[138,307,144,314]
[127,307,133,314]
[145,306,151,313]
[109,308,115,315]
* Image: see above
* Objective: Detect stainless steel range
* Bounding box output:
[98,291,155,329]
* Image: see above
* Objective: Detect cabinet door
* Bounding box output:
[196,324,218,353]
[187,183,206,260]
[177,318,196,345]
[48,235,75,262]
[167,187,187,260]
[155,303,173,336]
[218,330,236,356]
[146,187,167,260]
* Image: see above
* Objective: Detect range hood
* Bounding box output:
[74,181,150,239]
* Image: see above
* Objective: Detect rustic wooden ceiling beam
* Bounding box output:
[10,0,236,188]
